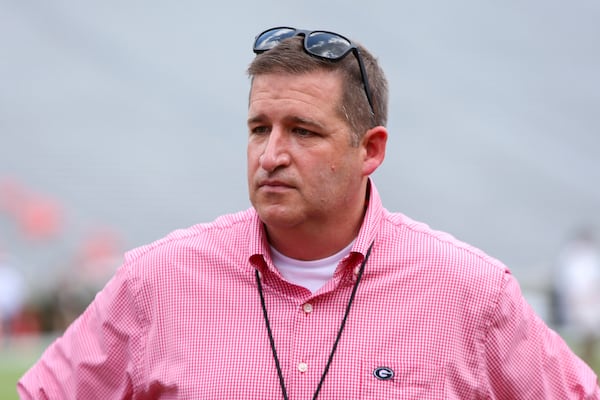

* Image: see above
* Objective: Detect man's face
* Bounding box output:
[247,69,366,235]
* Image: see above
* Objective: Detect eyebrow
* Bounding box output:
[247,114,325,131]
[287,116,325,130]
[247,114,266,126]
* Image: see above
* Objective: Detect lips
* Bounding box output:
[257,178,295,191]
[261,179,289,187]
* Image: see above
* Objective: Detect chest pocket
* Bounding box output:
[360,358,445,399]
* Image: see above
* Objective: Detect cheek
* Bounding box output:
[247,144,261,168]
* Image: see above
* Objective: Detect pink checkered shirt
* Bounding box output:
[18,182,600,399]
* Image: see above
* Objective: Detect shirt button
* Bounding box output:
[297,362,308,373]
[302,303,313,314]
[353,266,361,276]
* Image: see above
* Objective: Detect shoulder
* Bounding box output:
[378,209,509,290]
[121,208,257,272]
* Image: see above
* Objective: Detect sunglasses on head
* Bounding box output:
[253,27,375,116]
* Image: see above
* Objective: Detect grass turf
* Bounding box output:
[0,335,49,400]
[0,365,27,400]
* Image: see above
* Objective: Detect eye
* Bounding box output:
[250,125,270,135]
[293,127,316,137]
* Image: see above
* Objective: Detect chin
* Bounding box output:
[256,206,301,228]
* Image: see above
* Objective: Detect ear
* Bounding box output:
[360,126,388,176]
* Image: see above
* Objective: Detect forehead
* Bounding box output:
[249,70,344,116]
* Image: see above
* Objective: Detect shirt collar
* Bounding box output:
[352,178,383,254]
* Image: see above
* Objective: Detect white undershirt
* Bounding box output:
[270,240,356,293]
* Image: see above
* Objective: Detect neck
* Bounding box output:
[267,225,360,261]
[266,188,368,261]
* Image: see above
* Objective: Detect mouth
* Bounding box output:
[258,179,294,191]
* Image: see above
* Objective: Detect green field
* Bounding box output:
[0,365,27,400]
[0,336,50,400]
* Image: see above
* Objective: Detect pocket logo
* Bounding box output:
[373,366,395,380]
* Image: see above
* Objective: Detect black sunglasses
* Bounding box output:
[253,27,375,116]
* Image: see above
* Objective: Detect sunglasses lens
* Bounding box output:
[306,32,352,59]
[254,28,296,52]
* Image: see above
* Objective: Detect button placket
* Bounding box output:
[293,300,314,383]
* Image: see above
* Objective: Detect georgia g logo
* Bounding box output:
[373,366,395,381]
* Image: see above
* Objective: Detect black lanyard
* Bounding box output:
[255,242,374,400]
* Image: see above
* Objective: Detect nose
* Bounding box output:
[259,130,291,172]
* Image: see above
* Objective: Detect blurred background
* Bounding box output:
[1,0,599,396]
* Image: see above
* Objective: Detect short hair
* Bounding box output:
[247,35,388,146]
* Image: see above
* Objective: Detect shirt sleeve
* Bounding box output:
[485,270,600,399]
[17,265,145,400]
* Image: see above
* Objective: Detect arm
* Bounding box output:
[485,271,599,399]
[17,265,145,399]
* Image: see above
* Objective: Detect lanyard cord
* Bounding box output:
[255,242,374,400]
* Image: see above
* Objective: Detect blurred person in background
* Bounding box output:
[0,251,26,344]
[553,226,600,366]
[17,27,600,398]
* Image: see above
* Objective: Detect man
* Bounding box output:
[18,27,599,399]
